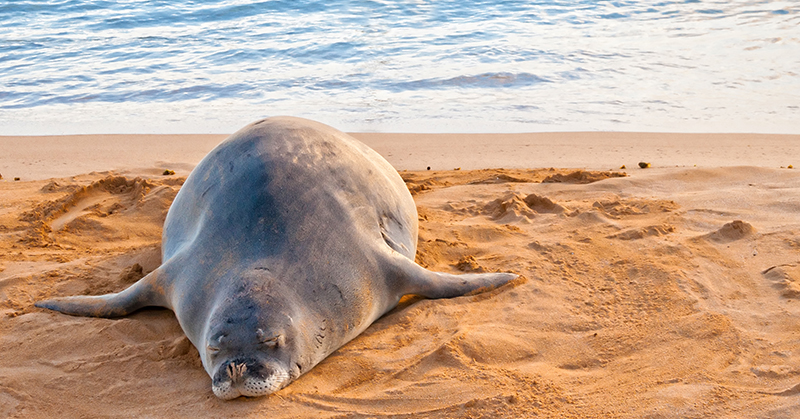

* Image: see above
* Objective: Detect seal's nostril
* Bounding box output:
[226,362,248,383]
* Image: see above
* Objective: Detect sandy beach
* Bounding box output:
[1,131,800,418]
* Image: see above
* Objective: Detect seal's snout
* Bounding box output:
[226,362,247,384]
[212,359,289,400]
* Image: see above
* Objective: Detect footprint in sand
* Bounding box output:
[607,224,676,241]
[21,176,182,244]
[591,198,679,219]
[482,193,567,223]
[541,170,627,184]
[762,263,800,298]
[47,176,154,231]
[454,255,486,273]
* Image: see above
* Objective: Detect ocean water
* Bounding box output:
[0,0,798,135]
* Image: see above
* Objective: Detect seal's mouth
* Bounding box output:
[212,361,289,400]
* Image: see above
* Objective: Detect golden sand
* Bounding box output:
[1,133,800,417]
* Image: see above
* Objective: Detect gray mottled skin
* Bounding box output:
[35,116,517,399]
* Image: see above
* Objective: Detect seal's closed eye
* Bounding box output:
[208,333,226,354]
[257,329,284,348]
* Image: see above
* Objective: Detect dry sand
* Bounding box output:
[1,132,800,418]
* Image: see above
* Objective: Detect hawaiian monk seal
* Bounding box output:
[35,116,518,400]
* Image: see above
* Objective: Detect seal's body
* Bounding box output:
[36,117,517,399]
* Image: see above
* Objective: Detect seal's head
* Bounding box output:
[202,289,304,400]
[207,328,292,399]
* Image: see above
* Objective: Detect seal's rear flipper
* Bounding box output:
[384,250,518,299]
[35,268,169,318]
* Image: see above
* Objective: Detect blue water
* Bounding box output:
[1,0,798,134]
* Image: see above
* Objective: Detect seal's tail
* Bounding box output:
[35,268,169,317]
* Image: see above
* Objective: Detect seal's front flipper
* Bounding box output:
[35,268,169,318]
[384,250,518,299]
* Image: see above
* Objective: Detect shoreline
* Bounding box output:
[1,132,798,181]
